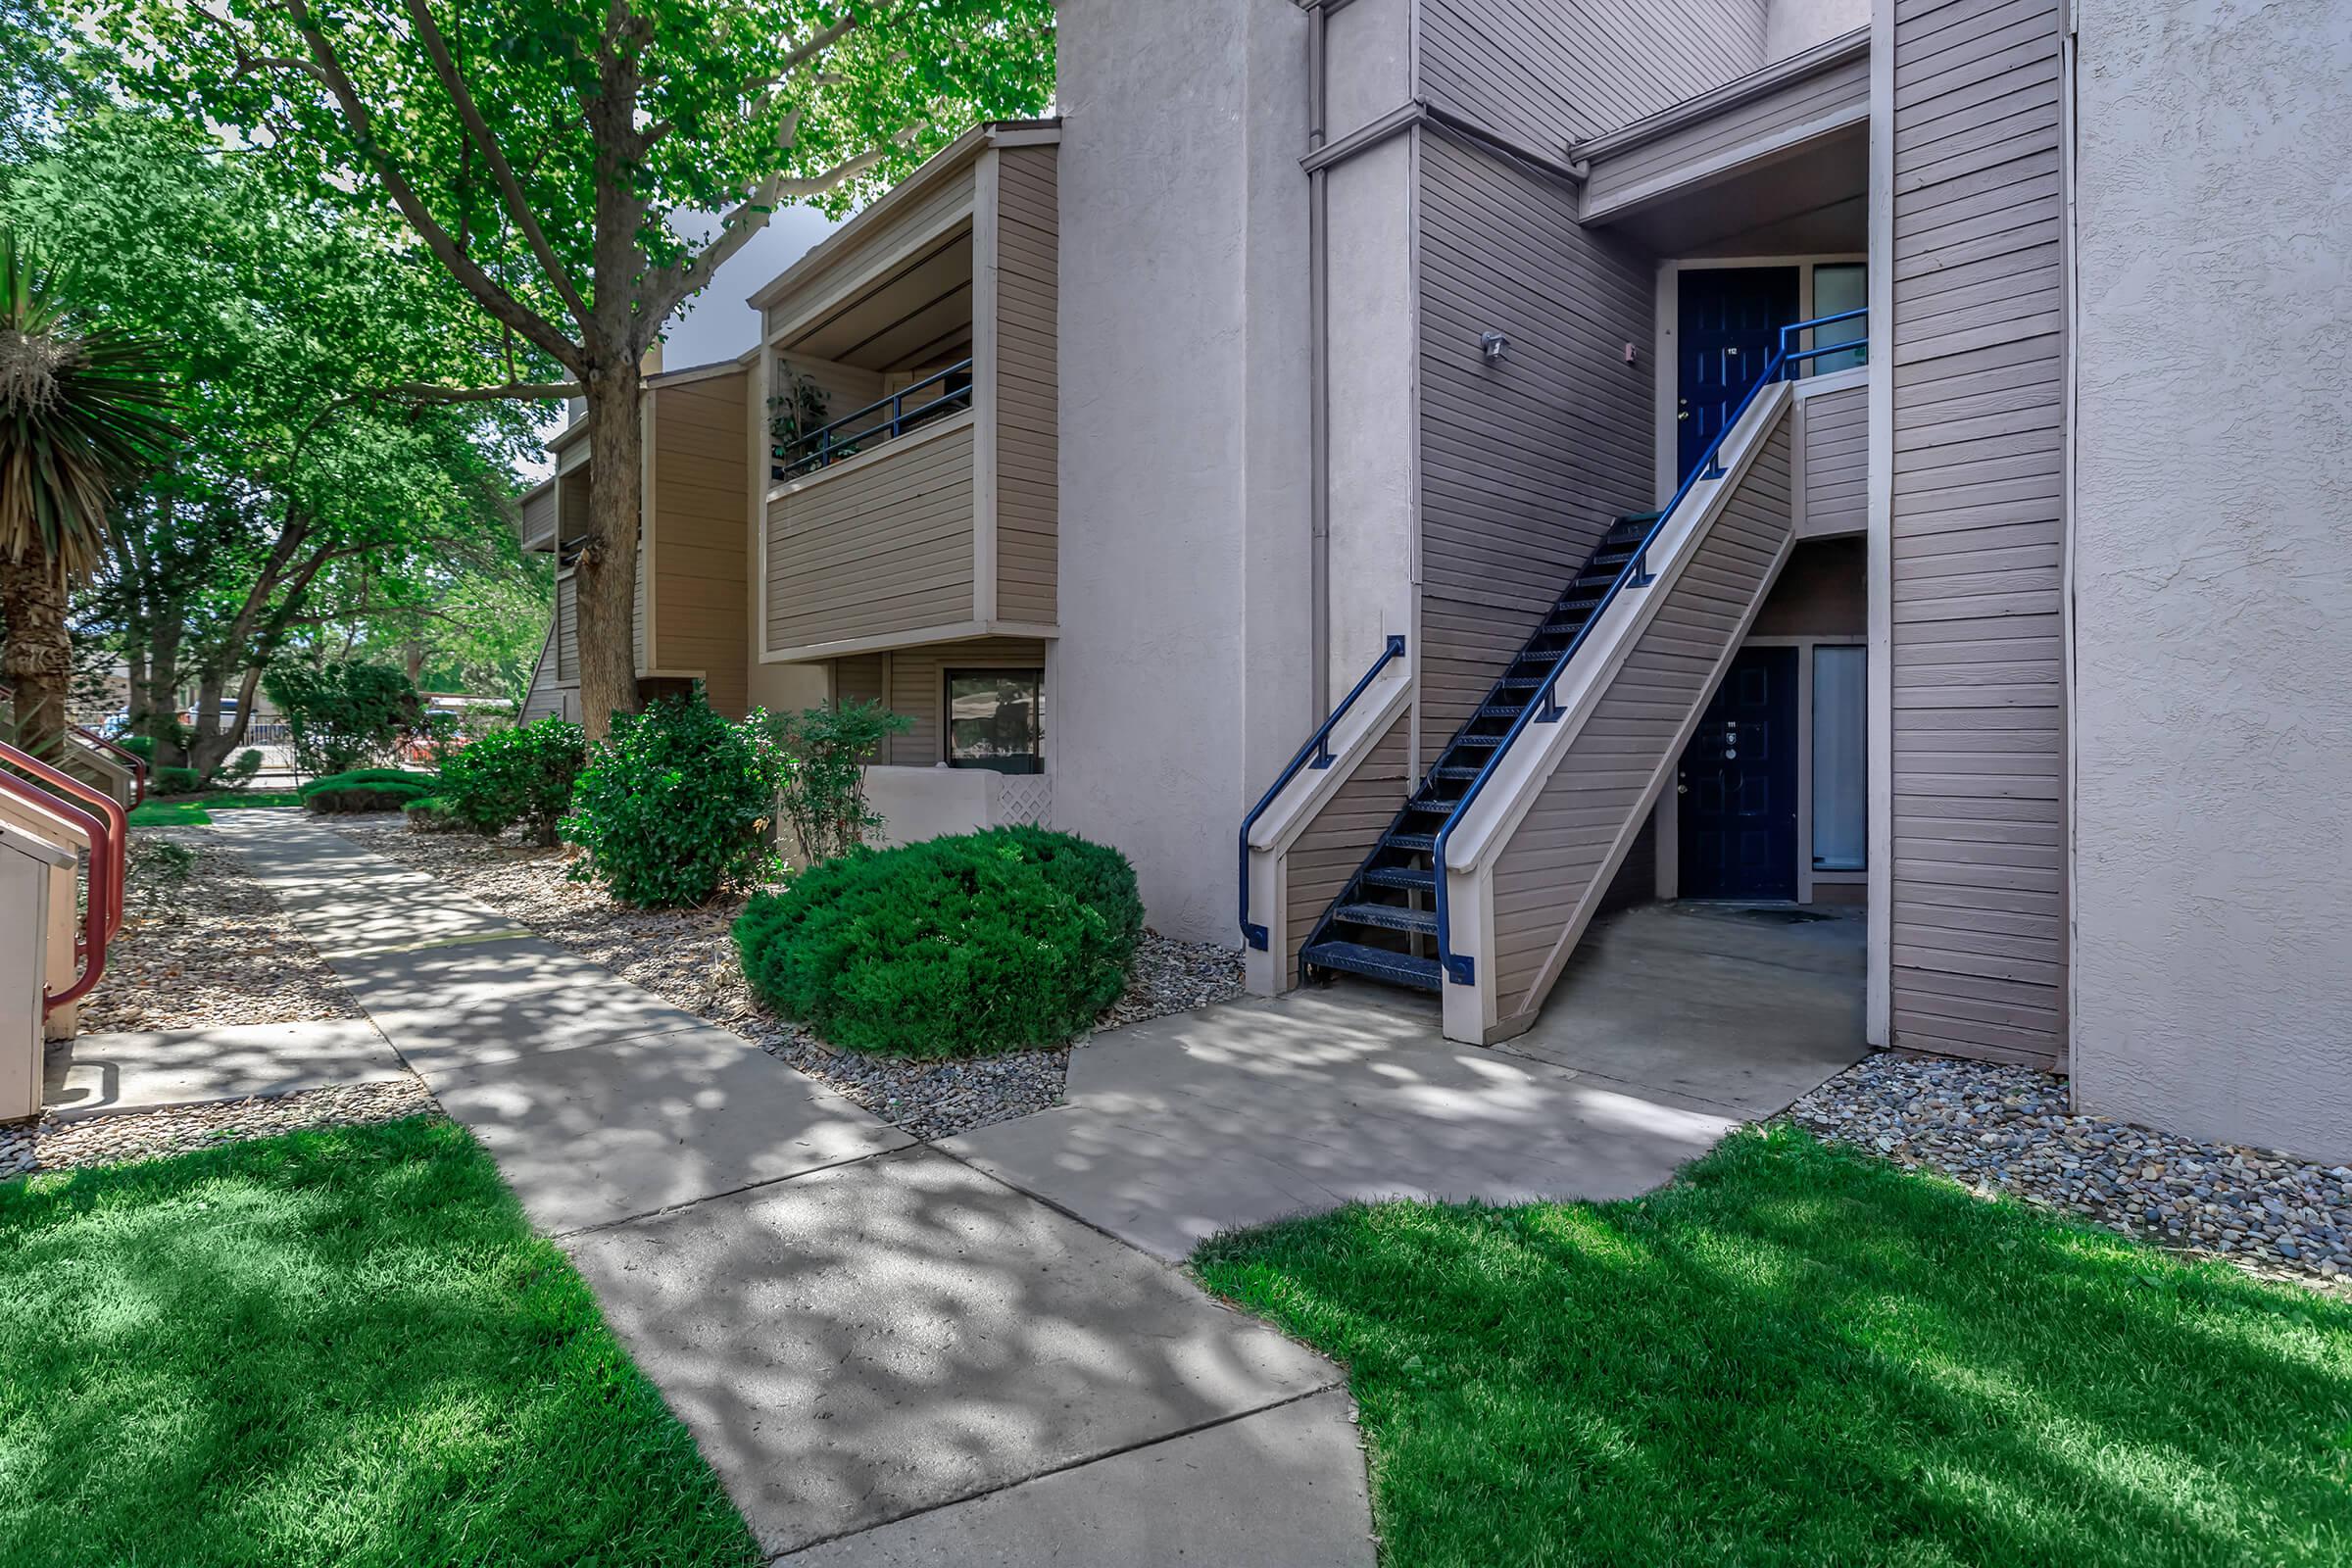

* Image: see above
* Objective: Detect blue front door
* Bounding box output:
[1679,646,1800,901]
[1678,267,1799,483]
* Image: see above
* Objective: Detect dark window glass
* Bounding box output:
[946,669,1044,774]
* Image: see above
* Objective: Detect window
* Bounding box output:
[946,669,1044,774]
[1812,646,1866,870]
[1808,264,1867,375]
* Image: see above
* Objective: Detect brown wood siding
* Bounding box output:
[554,572,579,684]
[1888,0,2067,1069]
[993,145,1058,626]
[1416,129,1656,774]
[1418,0,1768,150]
[520,630,564,720]
[651,372,752,715]
[856,638,1049,766]
[1490,417,1793,1018]
[763,165,976,341]
[1800,379,1869,535]
[518,484,557,552]
[1283,713,1412,977]
[763,421,977,654]
[833,654,887,708]
[1582,49,1868,212]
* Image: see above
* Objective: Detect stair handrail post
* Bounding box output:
[1238,633,1407,952]
[1429,309,1863,988]
[0,746,118,1014]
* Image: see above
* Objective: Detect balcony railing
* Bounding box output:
[771,359,975,483]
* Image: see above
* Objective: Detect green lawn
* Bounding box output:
[128,789,303,826]
[1195,1126,2352,1568]
[0,1118,757,1568]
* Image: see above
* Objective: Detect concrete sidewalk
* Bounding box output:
[217,815,1370,1564]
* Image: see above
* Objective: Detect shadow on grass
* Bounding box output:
[0,1117,757,1568]
[1195,1125,2352,1568]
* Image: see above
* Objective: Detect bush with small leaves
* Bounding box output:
[437,717,585,846]
[733,827,1143,1057]
[299,767,438,813]
[151,765,205,797]
[561,691,784,908]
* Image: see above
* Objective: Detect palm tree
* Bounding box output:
[0,231,175,760]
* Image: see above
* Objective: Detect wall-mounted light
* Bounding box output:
[1479,330,1508,364]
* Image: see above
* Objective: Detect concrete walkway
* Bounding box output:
[214,814,1863,1562]
[44,1018,410,1120]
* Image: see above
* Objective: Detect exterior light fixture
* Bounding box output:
[1479,330,1508,363]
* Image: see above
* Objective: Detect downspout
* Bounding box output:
[1306,0,1332,721]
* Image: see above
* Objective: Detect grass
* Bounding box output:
[129,789,303,826]
[0,1117,758,1568]
[1194,1125,2352,1568]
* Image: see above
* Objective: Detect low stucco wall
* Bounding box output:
[2069,0,2352,1160]
[863,766,994,848]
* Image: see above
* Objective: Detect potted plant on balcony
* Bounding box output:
[769,368,848,477]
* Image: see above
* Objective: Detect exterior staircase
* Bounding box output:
[1298,513,1661,991]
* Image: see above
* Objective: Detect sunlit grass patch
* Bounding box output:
[0,1117,756,1568]
[1195,1124,2352,1568]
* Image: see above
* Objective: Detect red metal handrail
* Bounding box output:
[73,725,149,809]
[1,738,125,944]
[0,754,117,1014]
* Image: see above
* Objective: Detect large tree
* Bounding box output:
[5,115,538,770]
[99,0,1054,736]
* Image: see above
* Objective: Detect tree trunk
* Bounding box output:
[576,362,644,740]
[0,547,71,761]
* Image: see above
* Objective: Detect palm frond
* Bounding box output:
[0,229,180,577]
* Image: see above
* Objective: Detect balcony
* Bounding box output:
[753,121,1059,664]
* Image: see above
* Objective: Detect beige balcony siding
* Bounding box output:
[554,571,579,684]
[649,370,752,714]
[776,353,887,435]
[1282,713,1412,978]
[992,143,1059,627]
[761,161,976,342]
[1887,0,2068,1070]
[882,638,1050,766]
[518,482,557,552]
[1489,417,1793,1019]
[1799,378,1868,535]
[834,654,888,708]
[764,419,979,653]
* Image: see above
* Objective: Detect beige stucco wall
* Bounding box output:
[2069,0,2352,1160]
[1054,0,1313,943]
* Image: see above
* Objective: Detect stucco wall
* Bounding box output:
[2070,0,2352,1160]
[1054,0,1312,943]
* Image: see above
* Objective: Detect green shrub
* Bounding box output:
[265,662,424,777]
[438,716,585,846]
[151,765,205,797]
[214,749,263,791]
[733,827,1143,1057]
[562,691,785,908]
[299,767,438,814]
[401,796,465,833]
[766,699,913,864]
[118,734,156,761]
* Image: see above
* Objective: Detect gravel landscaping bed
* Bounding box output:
[1789,1052,2352,1293]
[1,1079,440,1178]
[329,819,1245,1140]
[81,829,363,1032]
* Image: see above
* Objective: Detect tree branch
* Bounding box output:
[374,380,584,404]
[400,0,593,331]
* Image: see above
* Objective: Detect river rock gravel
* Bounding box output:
[328,818,1245,1140]
[1789,1053,2352,1293]
[1,1078,440,1178]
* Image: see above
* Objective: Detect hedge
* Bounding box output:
[734,826,1143,1057]
[300,768,439,814]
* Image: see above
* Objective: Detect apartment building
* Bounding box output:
[523,0,2351,1161]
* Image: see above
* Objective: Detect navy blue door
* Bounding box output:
[1679,646,1799,901]
[1678,268,1799,483]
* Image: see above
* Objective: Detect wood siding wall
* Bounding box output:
[992,145,1059,626]
[1489,416,1794,1016]
[520,631,564,721]
[1800,378,1869,535]
[1582,47,1869,213]
[651,372,752,715]
[518,485,557,552]
[554,572,578,684]
[762,163,975,341]
[1283,713,1412,976]
[764,420,977,654]
[1888,0,2068,1068]
[1418,0,1769,149]
[1416,130,1656,772]
[829,637,1048,767]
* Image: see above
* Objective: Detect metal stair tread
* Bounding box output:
[1330,901,1438,935]
[1302,939,1443,992]
[1361,864,1437,891]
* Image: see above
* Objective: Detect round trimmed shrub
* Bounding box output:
[734,826,1144,1057]
[437,716,585,845]
[299,767,438,813]
[402,795,465,833]
[561,691,785,907]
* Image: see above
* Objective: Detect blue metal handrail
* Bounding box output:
[1239,634,1408,952]
[772,358,975,481]
[1431,309,1864,985]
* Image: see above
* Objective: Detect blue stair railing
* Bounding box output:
[1238,634,1408,952]
[1428,309,1865,986]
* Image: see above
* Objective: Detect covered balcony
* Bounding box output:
[753,121,1060,665]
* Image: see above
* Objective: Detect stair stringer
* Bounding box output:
[1242,668,1415,997]
[1440,384,1800,1046]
